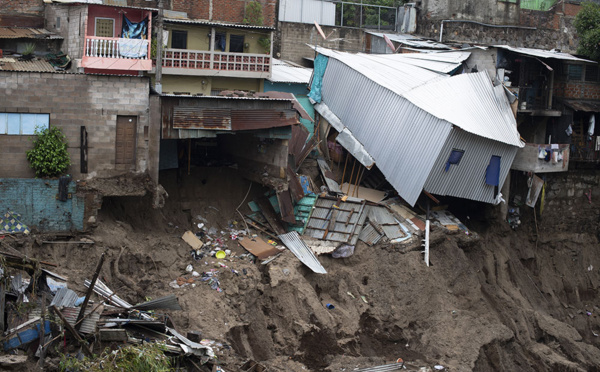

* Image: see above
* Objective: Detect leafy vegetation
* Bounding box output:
[243,1,264,26]
[26,126,71,178]
[258,36,271,54]
[59,342,171,372]
[574,2,600,61]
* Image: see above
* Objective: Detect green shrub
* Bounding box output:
[59,342,171,372]
[26,126,71,178]
[243,1,264,26]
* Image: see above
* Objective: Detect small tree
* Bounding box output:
[244,1,264,26]
[26,126,71,178]
[574,2,600,61]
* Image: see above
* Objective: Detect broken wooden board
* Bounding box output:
[256,196,287,235]
[182,231,203,249]
[341,183,386,203]
[238,237,281,260]
[317,158,342,193]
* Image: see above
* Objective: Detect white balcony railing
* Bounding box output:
[162,48,271,74]
[85,36,149,60]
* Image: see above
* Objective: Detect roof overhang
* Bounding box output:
[164,18,274,31]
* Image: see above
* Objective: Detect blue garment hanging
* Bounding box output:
[445,149,464,172]
[308,54,329,104]
[485,156,501,186]
[121,15,148,39]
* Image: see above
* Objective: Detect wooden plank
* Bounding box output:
[49,306,93,357]
[255,196,286,235]
[317,158,342,193]
[238,237,281,260]
[75,253,105,331]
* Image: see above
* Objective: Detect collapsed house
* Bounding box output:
[310,48,524,206]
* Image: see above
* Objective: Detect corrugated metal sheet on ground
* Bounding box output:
[50,287,79,308]
[269,59,313,84]
[358,222,384,246]
[423,128,518,204]
[320,58,452,206]
[0,27,61,39]
[0,59,56,72]
[278,231,327,274]
[304,197,367,245]
[351,362,405,372]
[493,45,596,63]
[61,306,101,334]
[368,206,406,240]
[132,294,181,311]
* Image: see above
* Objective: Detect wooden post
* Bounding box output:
[50,306,93,357]
[38,293,46,368]
[346,158,356,195]
[75,252,105,331]
[0,282,5,332]
[188,138,191,176]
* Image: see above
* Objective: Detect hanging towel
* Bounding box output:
[118,38,148,58]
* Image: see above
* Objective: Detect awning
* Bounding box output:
[563,100,600,112]
[494,45,596,63]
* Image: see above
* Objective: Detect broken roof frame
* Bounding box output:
[312,47,523,206]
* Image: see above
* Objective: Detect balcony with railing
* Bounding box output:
[156,48,271,79]
[81,36,152,71]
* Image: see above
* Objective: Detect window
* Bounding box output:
[171,30,187,49]
[215,32,226,52]
[229,34,244,53]
[585,65,599,82]
[0,113,50,135]
[95,18,114,37]
[445,149,464,171]
[567,64,583,81]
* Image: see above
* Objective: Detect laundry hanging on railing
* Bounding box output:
[118,38,148,58]
[121,16,148,39]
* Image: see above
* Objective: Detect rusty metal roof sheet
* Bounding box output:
[0,59,57,72]
[304,196,367,245]
[0,27,62,39]
[563,100,600,112]
[61,306,101,334]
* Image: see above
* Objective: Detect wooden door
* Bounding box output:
[115,116,137,169]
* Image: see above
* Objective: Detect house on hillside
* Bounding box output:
[310,48,523,206]
[44,1,154,74]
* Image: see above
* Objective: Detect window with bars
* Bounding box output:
[171,30,187,49]
[95,18,114,37]
[567,64,583,81]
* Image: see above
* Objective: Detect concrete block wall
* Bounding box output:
[45,5,87,60]
[0,71,152,180]
[554,81,600,101]
[277,22,366,65]
[0,178,85,232]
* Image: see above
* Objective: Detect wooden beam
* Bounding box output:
[75,252,105,331]
[50,305,93,357]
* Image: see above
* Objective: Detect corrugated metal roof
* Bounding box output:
[320,58,452,206]
[133,294,182,310]
[303,196,367,245]
[268,59,313,84]
[50,287,79,308]
[367,32,452,50]
[278,231,327,274]
[563,100,600,112]
[61,306,100,334]
[403,72,523,147]
[358,222,384,246]
[0,27,62,39]
[494,45,596,63]
[0,59,57,72]
[46,0,157,11]
[423,128,518,204]
[165,18,274,30]
[351,362,405,372]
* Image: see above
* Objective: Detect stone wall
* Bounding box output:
[0,71,153,180]
[277,21,366,65]
[418,1,581,54]
[0,178,85,232]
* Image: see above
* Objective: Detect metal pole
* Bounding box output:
[341,2,344,27]
[378,6,381,31]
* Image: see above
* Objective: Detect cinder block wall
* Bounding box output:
[0,71,151,179]
[0,178,84,232]
[45,5,87,60]
[277,22,366,66]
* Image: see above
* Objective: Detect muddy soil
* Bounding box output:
[8,167,600,371]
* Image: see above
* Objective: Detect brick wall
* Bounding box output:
[0,71,151,179]
[0,178,85,232]
[170,0,277,27]
[554,80,600,101]
[277,22,366,65]
[0,0,44,27]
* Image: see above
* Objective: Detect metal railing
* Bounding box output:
[85,36,149,59]
[162,48,271,73]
